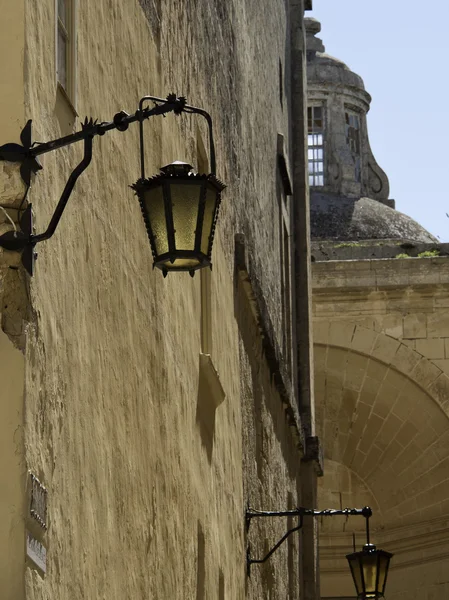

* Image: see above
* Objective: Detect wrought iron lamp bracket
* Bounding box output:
[0,94,205,275]
[245,505,372,576]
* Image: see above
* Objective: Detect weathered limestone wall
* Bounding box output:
[313,257,449,600]
[5,0,310,599]
[0,329,26,600]
[0,0,25,145]
[237,259,303,598]
[0,2,29,590]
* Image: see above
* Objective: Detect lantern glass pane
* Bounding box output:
[361,553,379,594]
[347,555,363,595]
[201,185,218,255]
[378,553,390,592]
[170,183,202,250]
[144,185,169,256]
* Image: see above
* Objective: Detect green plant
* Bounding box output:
[395,253,410,259]
[334,242,361,248]
[417,249,440,258]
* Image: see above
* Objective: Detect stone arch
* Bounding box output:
[314,322,449,529]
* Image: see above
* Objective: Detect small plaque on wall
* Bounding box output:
[26,532,47,573]
[30,473,48,530]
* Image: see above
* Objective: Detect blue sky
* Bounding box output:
[310,0,449,241]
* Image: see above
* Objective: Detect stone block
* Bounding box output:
[410,357,443,390]
[328,320,355,347]
[432,359,449,375]
[347,401,371,445]
[415,338,445,359]
[427,312,449,338]
[339,388,358,421]
[326,347,348,375]
[396,496,419,517]
[403,313,427,339]
[361,444,383,477]
[391,343,421,375]
[417,478,449,510]
[402,339,416,349]
[377,413,403,446]
[351,449,367,473]
[357,413,384,454]
[402,447,438,483]
[379,439,404,475]
[344,367,365,392]
[402,472,431,501]
[371,335,401,365]
[391,442,419,476]
[395,420,419,448]
[342,433,359,465]
[346,351,369,371]
[426,457,449,489]
[372,382,397,419]
[314,345,327,371]
[383,367,407,392]
[429,430,449,462]
[428,373,449,413]
[366,358,388,381]
[350,326,378,355]
[435,296,449,308]
[359,376,379,407]
[313,319,330,344]
[381,312,403,338]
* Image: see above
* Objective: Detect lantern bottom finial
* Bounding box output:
[154,251,211,275]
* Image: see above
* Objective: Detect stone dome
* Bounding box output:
[305,18,437,245]
[310,193,438,243]
[305,18,368,96]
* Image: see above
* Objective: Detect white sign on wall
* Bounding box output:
[26,532,47,573]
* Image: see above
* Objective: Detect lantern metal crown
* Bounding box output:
[0,94,224,276]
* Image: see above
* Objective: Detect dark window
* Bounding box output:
[282,221,291,369]
[307,106,324,187]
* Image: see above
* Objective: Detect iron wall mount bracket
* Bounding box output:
[245,505,372,576]
[0,94,206,275]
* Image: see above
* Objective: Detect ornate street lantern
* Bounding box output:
[0,94,224,277]
[132,161,225,276]
[346,543,393,599]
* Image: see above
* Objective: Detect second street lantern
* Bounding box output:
[346,543,393,599]
[132,161,225,276]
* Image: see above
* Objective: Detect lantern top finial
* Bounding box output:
[160,161,195,176]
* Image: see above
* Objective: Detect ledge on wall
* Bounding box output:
[199,352,225,408]
[234,233,305,455]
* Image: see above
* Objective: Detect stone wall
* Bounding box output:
[0,0,312,598]
[237,251,304,598]
[313,257,449,599]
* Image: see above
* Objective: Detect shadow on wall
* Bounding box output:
[195,363,218,463]
[219,569,225,600]
[196,521,206,600]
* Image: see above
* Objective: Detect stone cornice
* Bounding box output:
[313,257,449,291]
[235,233,305,456]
